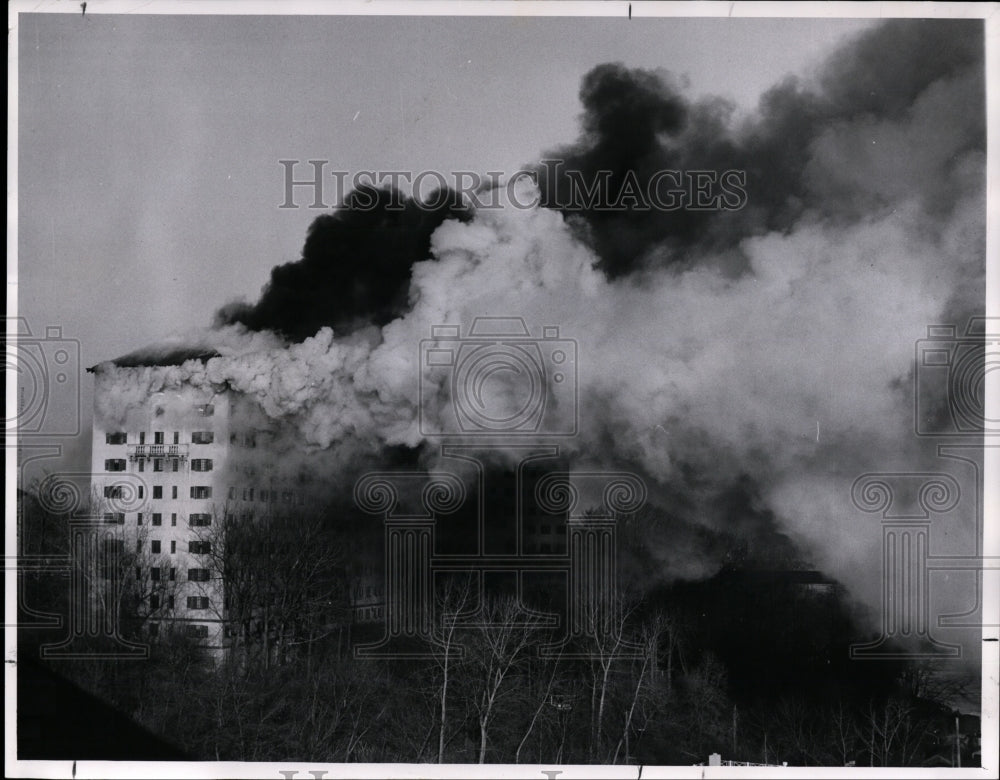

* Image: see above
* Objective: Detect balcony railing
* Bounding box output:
[128,444,189,461]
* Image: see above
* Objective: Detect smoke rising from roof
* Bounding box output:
[215,185,471,340]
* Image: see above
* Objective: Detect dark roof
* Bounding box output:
[87,346,220,372]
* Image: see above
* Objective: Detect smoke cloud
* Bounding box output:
[95,19,985,630]
[534,19,983,279]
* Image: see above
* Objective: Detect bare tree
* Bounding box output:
[429,574,475,763]
[462,595,546,763]
[612,610,668,764]
[197,501,348,672]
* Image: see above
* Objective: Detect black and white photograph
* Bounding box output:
[6,2,998,777]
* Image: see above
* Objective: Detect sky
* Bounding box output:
[15,11,877,475]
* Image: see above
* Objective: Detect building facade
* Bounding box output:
[89,362,334,659]
[90,376,236,654]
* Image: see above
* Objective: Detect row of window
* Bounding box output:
[227,486,302,505]
[138,512,176,526]
[144,566,211,582]
[357,605,384,621]
[146,596,211,613]
[108,481,302,505]
[134,458,214,474]
[135,512,211,527]
[144,458,179,473]
[138,540,210,555]
[104,485,213,500]
[126,459,214,473]
[230,432,256,448]
[105,427,214,446]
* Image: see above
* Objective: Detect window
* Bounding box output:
[189,513,212,527]
[192,431,214,444]
[150,567,161,581]
[172,486,178,499]
[191,459,213,472]
[136,540,142,554]
[166,595,175,610]
[154,432,164,445]
[152,513,162,526]
[190,486,212,499]
[188,568,210,582]
[152,486,163,499]
[105,432,127,445]
[139,432,146,445]
[153,459,164,472]
[244,487,254,501]
[150,594,160,609]
[228,487,236,500]
[259,490,268,503]
[104,459,126,472]
[169,567,176,581]
[171,513,177,526]
[173,431,179,445]
[138,459,144,473]
[172,459,179,472]
[187,624,209,638]
[103,512,124,524]
[155,406,164,417]
[151,540,161,554]
[189,541,212,555]
[186,596,210,610]
[149,623,159,637]
[196,404,215,417]
[103,485,124,499]
[137,512,143,526]
[170,540,176,554]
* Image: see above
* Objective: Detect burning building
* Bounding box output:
[87,350,360,657]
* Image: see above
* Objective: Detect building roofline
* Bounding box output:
[86,347,221,372]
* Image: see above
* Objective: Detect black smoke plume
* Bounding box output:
[536,19,984,278]
[218,184,470,341]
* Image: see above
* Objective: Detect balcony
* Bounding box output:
[128,444,189,461]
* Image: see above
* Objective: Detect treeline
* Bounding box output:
[15,485,980,766]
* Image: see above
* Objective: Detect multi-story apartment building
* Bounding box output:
[89,369,236,654]
[88,357,335,659]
